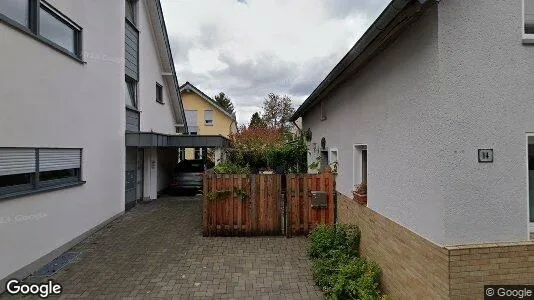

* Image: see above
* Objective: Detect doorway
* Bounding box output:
[353,144,368,190]
[528,136,534,235]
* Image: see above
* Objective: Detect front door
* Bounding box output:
[125,147,137,210]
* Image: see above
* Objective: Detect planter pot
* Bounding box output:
[353,193,367,206]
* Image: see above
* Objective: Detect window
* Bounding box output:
[524,0,534,43]
[125,0,136,25]
[353,145,367,189]
[185,110,198,134]
[178,148,185,161]
[0,1,83,60]
[0,148,83,199]
[39,4,80,55]
[329,148,339,173]
[194,148,202,160]
[320,101,327,121]
[125,77,137,108]
[0,0,29,26]
[204,110,214,126]
[156,83,163,104]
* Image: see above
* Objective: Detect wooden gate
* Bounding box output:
[286,173,335,236]
[203,172,335,236]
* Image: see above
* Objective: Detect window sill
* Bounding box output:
[0,14,85,64]
[205,123,214,126]
[0,181,86,201]
[156,100,165,105]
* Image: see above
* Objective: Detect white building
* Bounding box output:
[292,1,534,297]
[0,0,228,291]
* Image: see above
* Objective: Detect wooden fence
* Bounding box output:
[203,172,335,236]
[286,173,335,236]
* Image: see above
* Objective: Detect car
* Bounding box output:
[168,159,211,194]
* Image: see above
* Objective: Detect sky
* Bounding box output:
[161,0,390,124]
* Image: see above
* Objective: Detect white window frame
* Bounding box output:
[523,0,534,44]
[329,148,339,174]
[353,144,367,190]
[204,109,214,126]
[526,133,534,236]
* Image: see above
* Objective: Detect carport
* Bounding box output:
[124,132,230,209]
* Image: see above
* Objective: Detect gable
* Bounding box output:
[179,82,236,121]
[142,0,186,131]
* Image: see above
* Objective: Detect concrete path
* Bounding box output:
[9,196,322,299]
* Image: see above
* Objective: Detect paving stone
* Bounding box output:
[3,196,322,299]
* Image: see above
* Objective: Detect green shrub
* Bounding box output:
[213,162,251,174]
[329,258,381,300]
[309,224,384,300]
[308,224,360,259]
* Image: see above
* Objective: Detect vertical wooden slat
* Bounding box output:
[250,174,258,234]
[301,175,308,234]
[288,176,293,235]
[276,174,282,234]
[214,174,220,234]
[291,176,300,235]
[203,174,208,236]
[294,175,300,235]
[328,173,335,225]
[319,174,326,225]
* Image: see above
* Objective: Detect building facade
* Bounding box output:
[179,82,237,162]
[292,0,534,298]
[0,0,192,291]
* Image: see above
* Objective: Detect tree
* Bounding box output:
[261,93,295,130]
[213,92,235,116]
[249,112,266,128]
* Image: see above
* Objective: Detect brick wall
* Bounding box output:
[337,192,449,299]
[337,192,534,300]
[448,242,534,299]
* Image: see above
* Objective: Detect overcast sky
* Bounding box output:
[161,0,389,124]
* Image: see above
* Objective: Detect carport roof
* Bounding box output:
[126,132,231,148]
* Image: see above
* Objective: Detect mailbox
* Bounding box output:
[311,191,328,208]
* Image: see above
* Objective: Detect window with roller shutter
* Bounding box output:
[0,148,83,199]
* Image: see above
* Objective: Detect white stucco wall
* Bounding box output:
[304,5,445,245]
[437,0,534,245]
[137,1,176,135]
[0,0,124,281]
[304,2,534,246]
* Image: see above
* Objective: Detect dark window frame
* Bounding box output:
[0,147,85,200]
[125,76,138,109]
[156,82,164,104]
[0,0,84,63]
[125,0,137,26]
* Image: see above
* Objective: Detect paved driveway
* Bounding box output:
[12,196,322,299]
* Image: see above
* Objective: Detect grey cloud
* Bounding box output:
[168,34,193,63]
[323,0,388,19]
[237,0,247,4]
[198,23,226,49]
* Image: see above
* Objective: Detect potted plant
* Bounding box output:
[353,181,367,205]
